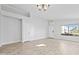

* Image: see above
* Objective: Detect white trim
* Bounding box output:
[0,44,2,47]
[1,40,22,46]
[22,37,48,42]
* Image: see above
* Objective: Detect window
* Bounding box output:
[61,24,79,36]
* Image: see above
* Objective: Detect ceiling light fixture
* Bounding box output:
[37,4,50,11]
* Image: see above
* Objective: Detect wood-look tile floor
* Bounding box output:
[0,38,79,55]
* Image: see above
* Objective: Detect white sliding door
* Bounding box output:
[1,16,22,45]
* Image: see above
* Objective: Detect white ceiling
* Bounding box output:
[2,4,79,20]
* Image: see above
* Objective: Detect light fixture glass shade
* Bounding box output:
[37,4,49,11]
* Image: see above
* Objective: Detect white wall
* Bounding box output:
[0,5,49,45]
[49,19,79,42]
[22,17,48,42]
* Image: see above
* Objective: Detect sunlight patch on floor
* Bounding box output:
[36,44,46,47]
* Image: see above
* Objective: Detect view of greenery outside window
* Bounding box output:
[61,24,79,36]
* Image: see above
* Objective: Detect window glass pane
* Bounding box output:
[61,24,79,36]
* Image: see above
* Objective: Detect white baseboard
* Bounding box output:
[22,37,48,42]
[0,44,2,47]
[1,40,21,46]
[0,37,49,46]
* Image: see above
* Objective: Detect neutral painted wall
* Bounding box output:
[1,5,49,45]
[22,17,48,42]
[2,10,23,19]
[49,19,79,42]
[1,15,22,45]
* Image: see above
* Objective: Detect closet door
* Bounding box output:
[22,19,31,42]
[0,15,1,46]
[0,5,2,46]
[2,16,22,45]
[49,21,55,38]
